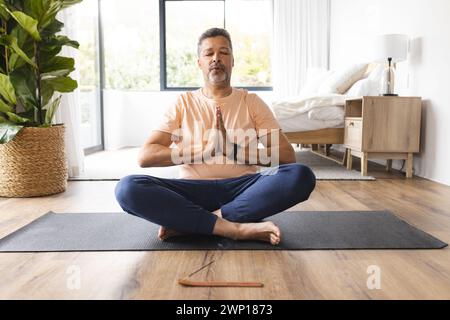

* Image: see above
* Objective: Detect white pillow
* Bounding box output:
[346,77,380,97]
[299,69,334,96]
[318,63,368,94]
[368,63,385,81]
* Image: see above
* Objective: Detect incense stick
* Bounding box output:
[187,260,215,277]
[178,278,264,288]
[179,260,263,288]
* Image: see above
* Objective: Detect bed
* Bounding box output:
[272,63,383,164]
[272,94,349,164]
[280,108,346,164]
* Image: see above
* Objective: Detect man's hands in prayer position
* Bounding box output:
[211,106,238,160]
[212,106,294,166]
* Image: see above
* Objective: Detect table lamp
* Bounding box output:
[374,34,408,96]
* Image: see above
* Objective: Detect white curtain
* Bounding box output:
[55,6,85,177]
[272,0,330,100]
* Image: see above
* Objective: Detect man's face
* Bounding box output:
[197,36,234,86]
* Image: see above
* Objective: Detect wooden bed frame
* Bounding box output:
[284,128,347,165]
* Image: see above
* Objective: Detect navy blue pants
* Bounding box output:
[114,163,316,235]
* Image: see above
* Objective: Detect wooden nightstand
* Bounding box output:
[344,96,422,178]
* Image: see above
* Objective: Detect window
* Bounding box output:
[77,0,102,151]
[165,1,224,88]
[77,0,272,153]
[225,0,272,88]
[163,0,273,90]
[101,0,160,90]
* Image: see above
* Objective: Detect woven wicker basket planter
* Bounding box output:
[0,125,68,198]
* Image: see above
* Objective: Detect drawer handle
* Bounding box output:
[348,122,354,127]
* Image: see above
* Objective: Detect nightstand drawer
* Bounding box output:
[344,119,362,150]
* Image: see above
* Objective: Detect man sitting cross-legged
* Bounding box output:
[114,28,316,245]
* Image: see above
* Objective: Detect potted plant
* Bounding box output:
[0,0,82,197]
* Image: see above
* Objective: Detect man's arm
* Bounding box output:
[257,130,296,166]
[235,130,295,167]
[137,131,180,167]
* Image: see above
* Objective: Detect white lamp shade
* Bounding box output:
[374,34,409,62]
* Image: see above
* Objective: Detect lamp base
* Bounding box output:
[381,93,398,96]
[380,57,397,96]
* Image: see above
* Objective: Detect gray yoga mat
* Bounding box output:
[0,211,446,252]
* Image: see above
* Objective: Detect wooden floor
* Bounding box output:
[1,164,450,299]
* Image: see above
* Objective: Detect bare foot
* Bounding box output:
[158,226,187,241]
[158,210,222,241]
[235,221,281,245]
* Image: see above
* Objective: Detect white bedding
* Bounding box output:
[271,94,346,132]
[308,105,344,121]
[279,111,344,133]
[272,63,383,133]
[271,93,348,120]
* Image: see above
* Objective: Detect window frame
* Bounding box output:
[160,0,273,91]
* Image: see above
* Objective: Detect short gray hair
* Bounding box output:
[197,28,233,56]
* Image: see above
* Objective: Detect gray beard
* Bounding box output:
[208,70,228,84]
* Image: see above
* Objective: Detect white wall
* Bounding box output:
[103,90,177,150]
[330,0,450,185]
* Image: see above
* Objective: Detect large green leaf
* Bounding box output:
[11,24,34,49]
[3,7,42,41]
[17,107,38,125]
[0,73,17,105]
[25,0,46,20]
[9,26,34,71]
[40,44,62,62]
[0,35,37,68]
[43,76,78,93]
[0,98,12,113]
[41,69,72,79]
[41,56,74,73]
[54,35,79,49]
[40,35,79,62]
[9,54,20,71]
[10,66,37,112]
[61,0,83,9]
[40,18,63,38]
[44,95,61,125]
[0,121,23,144]
[10,55,29,71]
[6,112,31,124]
[38,1,62,29]
[41,80,54,108]
[0,0,8,21]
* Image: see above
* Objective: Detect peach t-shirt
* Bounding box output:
[154,88,281,180]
